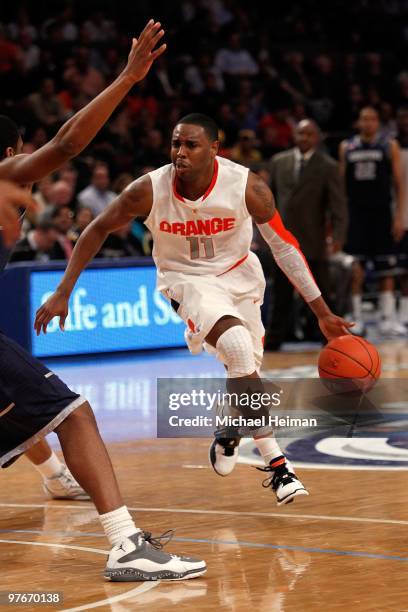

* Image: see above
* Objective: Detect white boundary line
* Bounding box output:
[1,503,407,526]
[0,539,160,611]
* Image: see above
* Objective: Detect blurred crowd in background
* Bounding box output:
[1,0,408,345]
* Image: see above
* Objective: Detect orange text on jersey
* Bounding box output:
[159,217,236,236]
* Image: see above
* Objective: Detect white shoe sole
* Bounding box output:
[277,488,309,506]
[104,567,207,582]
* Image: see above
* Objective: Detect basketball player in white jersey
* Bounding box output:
[35,114,353,506]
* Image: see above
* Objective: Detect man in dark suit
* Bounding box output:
[265,119,348,349]
[9,216,66,262]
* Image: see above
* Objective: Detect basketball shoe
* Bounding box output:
[105,530,206,581]
[43,464,90,501]
[209,432,241,476]
[257,456,309,506]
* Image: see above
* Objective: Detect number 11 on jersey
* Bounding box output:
[186,236,215,259]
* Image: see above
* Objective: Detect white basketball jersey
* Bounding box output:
[145,156,252,277]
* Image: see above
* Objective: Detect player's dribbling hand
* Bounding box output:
[34,290,69,335]
[122,19,166,83]
[318,314,355,341]
[0,180,38,247]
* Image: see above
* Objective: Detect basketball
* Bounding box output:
[318,335,381,394]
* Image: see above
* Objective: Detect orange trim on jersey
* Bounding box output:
[173,159,219,204]
[216,253,248,277]
[187,318,196,332]
[268,210,318,290]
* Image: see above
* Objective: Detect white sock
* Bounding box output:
[33,451,63,480]
[399,296,408,323]
[99,505,139,547]
[253,436,293,470]
[379,291,395,321]
[352,294,362,320]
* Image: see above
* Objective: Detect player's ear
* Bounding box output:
[211,140,219,158]
[5,147,15,158]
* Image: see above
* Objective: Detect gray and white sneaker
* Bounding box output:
[105,531,206,581]
[43,465,90,501]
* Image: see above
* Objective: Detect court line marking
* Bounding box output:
[1,532,407,564]
[1,502,408,526]
[0,539,160,611]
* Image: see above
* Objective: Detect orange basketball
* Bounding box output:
[318,335,381,394]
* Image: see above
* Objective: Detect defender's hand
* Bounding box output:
[123,20,166,83]
[35,291,69,335]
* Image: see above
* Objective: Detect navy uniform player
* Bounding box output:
[339,106,405,336]
[0,23,206,582]
[0,127,90,500]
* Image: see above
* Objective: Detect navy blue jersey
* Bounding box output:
[345,135,393,211]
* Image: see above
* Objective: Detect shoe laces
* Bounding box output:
[255,465,296,490]
[57,467,82,491]
[142,529,174,550]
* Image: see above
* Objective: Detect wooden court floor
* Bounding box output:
[1,341,407,612]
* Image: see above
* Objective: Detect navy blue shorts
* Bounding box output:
[345,208,398,275]
[397,230,408,272]
[0,331,84,468]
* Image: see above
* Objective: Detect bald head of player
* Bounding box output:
[0,115,23,160]
[358,106,380,141]
[294,119,321,154]
[171,113,219,184]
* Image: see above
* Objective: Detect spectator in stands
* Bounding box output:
[63,47,106,100]
[215,32,258,77]
[72,206,95,241]
[134,129,169,168]
[46,180,75,214]
[50,206,75,259]
[28,78,66,129]
[77,163,117,216]
[9,216,65,262]
[230,128,262,166]
[258,105,294,152]
[97,222,144,258]
[18,31,40,72]
[265,119,347,350]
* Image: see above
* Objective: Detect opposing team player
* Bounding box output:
[0,25,206,581]
[1,123,90,500]
[36,114,353,506]
[339,106,405,336]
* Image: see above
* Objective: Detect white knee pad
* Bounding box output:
[215,325,256,378]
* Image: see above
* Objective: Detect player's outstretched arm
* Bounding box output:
[0,180,38,246]
[245,171,354,339]
[0,20,166,185]
[34,176,153,335]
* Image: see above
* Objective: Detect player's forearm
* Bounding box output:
[307,295,332,319]
[53,72,135,159]
[257,212,321,303]
[56,223,109,297]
